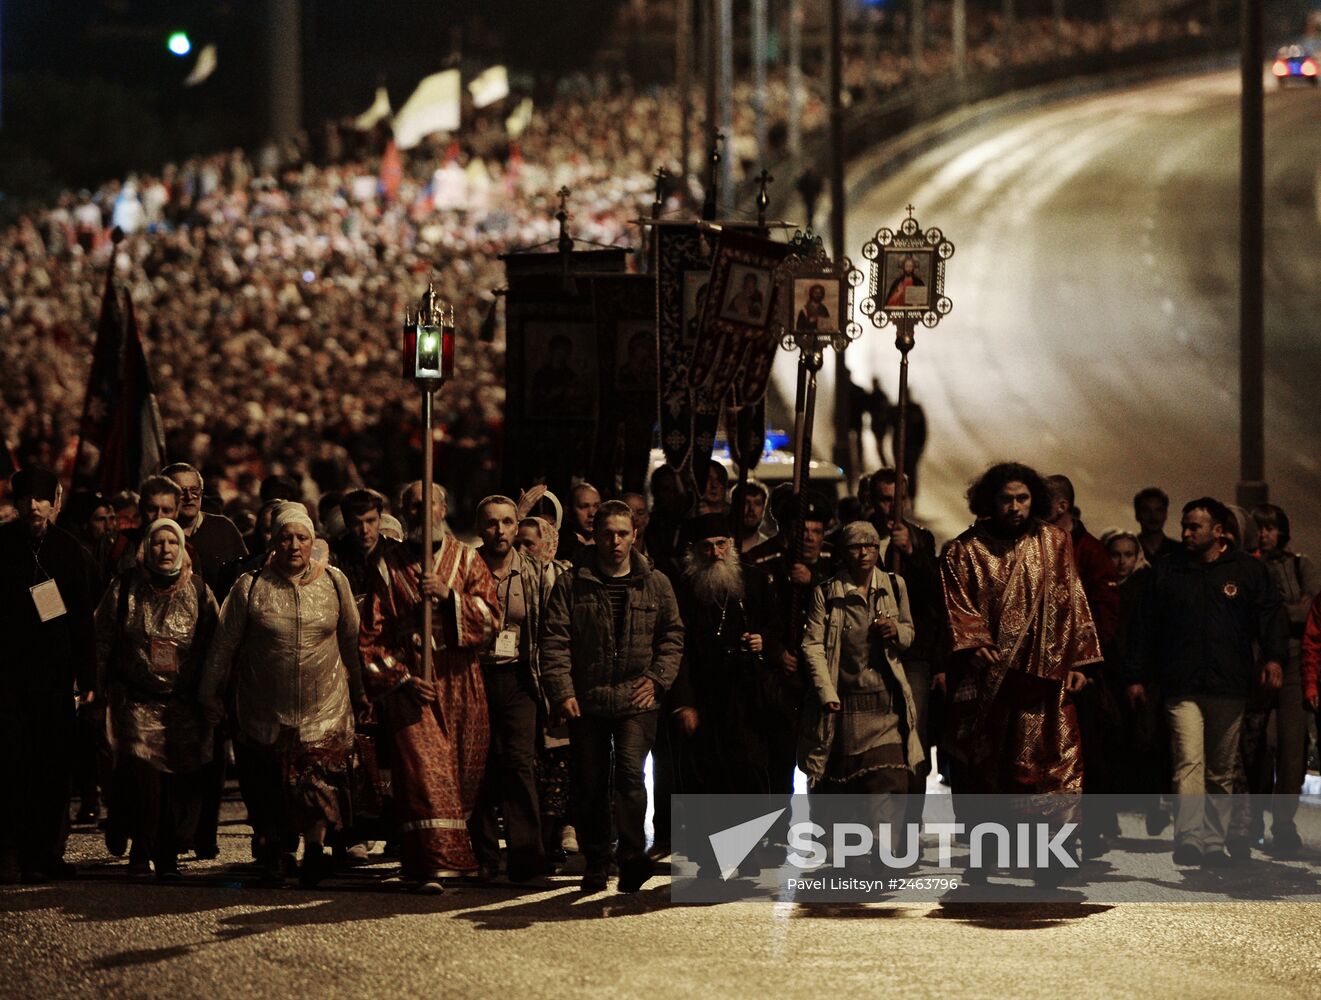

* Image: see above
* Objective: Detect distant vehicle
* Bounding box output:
[648,429,848,502]
[1272,43,1320,86]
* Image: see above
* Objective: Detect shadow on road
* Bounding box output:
[454,883,672,930]
[928,899,1115,929]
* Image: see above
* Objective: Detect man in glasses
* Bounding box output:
[161,463,247,862]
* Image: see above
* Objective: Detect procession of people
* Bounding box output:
[1,447,1315,892]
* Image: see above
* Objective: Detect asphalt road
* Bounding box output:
[797,69,1321,555]
[4,798,1321,1000]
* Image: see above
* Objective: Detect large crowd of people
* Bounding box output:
[0,10,1205,527]
[1,455,1317,890]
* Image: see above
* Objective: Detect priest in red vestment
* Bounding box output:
[359,482,499,891]
[940,463,1102,797]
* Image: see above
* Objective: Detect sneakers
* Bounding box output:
[560,825,579,855]
[413,879,445,895]
[1171,843,1202,867]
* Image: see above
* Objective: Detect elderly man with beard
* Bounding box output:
[358,481,501,892]
[670,513,780,798]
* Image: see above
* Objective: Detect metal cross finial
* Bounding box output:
[555,187,573,257]
[756,169,774,227]
[905,204,916,218]
[702,134,725,222]
[652,167,669,219]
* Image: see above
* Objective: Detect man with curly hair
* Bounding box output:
[940,462,1103,796]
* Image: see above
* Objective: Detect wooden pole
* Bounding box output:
[420,386,436,683]
[890,321,914,572]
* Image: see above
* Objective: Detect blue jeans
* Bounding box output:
[570,710,658,870]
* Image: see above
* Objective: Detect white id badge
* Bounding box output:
[494,625,520,659]
[30,580,67,622]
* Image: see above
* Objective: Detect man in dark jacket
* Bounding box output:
[0,467,96,882]
[1126,496,1287,867]
[541,500,684,893]
[868,469,943,817]
[1047,474,1123,854]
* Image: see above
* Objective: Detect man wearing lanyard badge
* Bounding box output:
[472,495,553,882]
[0,467,96,883]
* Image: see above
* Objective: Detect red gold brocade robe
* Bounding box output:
[940,520,1102,795]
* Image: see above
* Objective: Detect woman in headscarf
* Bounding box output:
[94,517,219,879]
[200,503,365,886]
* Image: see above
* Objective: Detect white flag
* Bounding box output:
[393,70,461,150]
[467,65,509,109]
[183,44,218,87]
[505,97,534,138]
[353,86,392,131]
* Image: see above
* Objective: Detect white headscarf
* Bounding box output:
[139,517,192,585]
[270,502,315,537]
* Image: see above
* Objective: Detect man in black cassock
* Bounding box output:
[0,467,96,882]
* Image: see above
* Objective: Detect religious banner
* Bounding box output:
[589,274,657,493]
[653,221,710,475]
[501,247,630,500]
[687,226,788,483]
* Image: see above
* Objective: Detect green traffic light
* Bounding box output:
[167,32,192,57]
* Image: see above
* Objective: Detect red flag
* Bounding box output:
[380,139,403,203]
[72,271,167,493]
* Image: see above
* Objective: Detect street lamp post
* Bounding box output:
[1238,0,1267,508]
[401,285,455,683]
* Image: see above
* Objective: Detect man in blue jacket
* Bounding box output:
[1126,496,1287,867]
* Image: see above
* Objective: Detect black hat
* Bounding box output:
[687,511,735,542]
[781,490,832,526]
[10,466,58,502]
[260,474,300,503]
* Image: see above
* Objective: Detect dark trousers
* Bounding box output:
[569,710,658,871]
[1237,677,1307,840]
[761,673,801,844]
[118,756,202,865]
[470,665,545,874]
[234,742,292,861]
[903,661,932,826]
[73,705,111,817]
[0,690,73,873]
[650,706,678,846]
[191,731,227,851]
[1,694,73,866]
